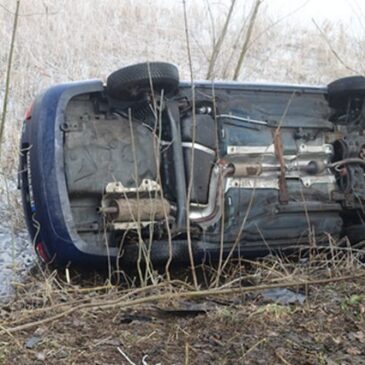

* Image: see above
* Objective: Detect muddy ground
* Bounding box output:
[0,256,364,365]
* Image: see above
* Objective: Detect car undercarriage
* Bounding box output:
[57,64,365,263]
[20,62,365,265]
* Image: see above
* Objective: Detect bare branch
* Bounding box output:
[233,0,263,81]
[182,0,199,289]
[4,271,365,334]
[0,2,58,17]
[206,0,237,80]
[0,0,20,159]
[312,19,361,75]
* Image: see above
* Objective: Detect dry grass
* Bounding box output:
[0,248,364,364]
[1,245,364,327]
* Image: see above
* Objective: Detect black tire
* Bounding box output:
[106,62,179,101]
[327,76,365,107]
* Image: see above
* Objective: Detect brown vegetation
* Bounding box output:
[1,249,365,364]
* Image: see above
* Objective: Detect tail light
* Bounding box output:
[24,103,33,121]
[36,242,49,263]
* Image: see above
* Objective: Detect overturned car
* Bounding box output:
[19,62,365,266]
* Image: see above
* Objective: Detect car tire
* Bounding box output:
[327,76,365,108]
[106,62,179,101]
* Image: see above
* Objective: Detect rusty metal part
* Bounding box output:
[100,198,171,222]
[232,163,262,177]
[273,130,289,204]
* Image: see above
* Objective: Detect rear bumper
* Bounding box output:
[19,80,111,266]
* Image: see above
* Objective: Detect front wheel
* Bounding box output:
[327,76,365,109]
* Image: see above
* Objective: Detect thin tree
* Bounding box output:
[206,0,237,80]
[233,0,262,80]
[0,0,21,157]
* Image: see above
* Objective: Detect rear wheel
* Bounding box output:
[106,62,179,101]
